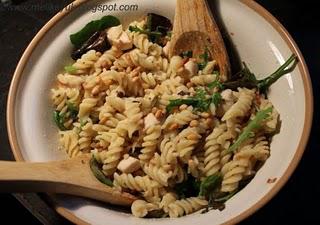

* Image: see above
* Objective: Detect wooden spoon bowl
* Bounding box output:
[170,0,231,80]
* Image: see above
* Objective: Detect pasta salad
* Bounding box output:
[51,14,298,218]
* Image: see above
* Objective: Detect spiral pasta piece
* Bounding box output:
[59,129,81,158]
[222,88,255,121]
[159,137,178,165]
[95,46,122,69]
[78,97,99,120]
[129,31,162,56]
[190,74,217,86]
[160,193,177,213]
[143,163,173,187]
[51,88,68,114]
[131,200,159,218]
[141,72,157,89]
[220,144,253,192]
[162,106,198,129]
[76,122,96,153]
[167,197,208,218]
[123,100,143,138]
[259,98,279,133]
[175,127,201,162]
[139,125,161,163]
[96,132,125,176]
[113,173,162,197]
[70,50,100,75]
[57,74,84,88]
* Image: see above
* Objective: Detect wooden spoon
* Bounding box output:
[170,0,231,80]
[0,154,136,206]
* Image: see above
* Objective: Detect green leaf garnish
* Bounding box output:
[199,173,222,197]
[174,175,200,199]
[80,119,88,128]
[198,47,210,70]
[64,65,77,73]
[129,25,163,42]
[224,54,298,94]
[227,107,272,153]
[90,156,113,187]
[166,99,200,113]
[211,93,222,107]
[67,102,78,120]
[166,88,222,113]
[53,111,67,131]
[70,15,120,48]
[208,72,224,90]
[214,190,237,202]
[257,54,299,94]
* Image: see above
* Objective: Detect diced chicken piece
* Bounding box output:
[107,25,123,43]
[117,32,133,50]
[221,89,234,102]
[144,113,159,129]
[107,25,132,50]
[117,156,141,173]
[163,41,171,57]
[184,60,198,77]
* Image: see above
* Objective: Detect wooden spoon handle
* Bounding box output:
[173,0,210,33]
[0,155,136,206]
[0,160,72,193]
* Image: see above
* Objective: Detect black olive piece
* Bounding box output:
[147,13,173,33]
[71,31,111,60]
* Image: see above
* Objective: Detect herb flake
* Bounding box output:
[53,111,67,131]
[167,88,222,113]
[129,25,163,42]
[199,173,222,197]
[64,65,77,73]
[67,102,78,120]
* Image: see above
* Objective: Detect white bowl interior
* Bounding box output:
[13,0,306,224]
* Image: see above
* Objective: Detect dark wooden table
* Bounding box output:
[0,0,319,224]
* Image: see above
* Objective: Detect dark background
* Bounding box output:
[0,0,319,224]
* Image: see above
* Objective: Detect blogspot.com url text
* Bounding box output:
[0,3,139,13]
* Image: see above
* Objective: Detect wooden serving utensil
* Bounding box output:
[170,0,231,80]
[0,154,136,206]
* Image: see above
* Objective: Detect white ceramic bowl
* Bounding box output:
[7,0,313,224]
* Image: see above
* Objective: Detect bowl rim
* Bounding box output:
[6,0,313,224]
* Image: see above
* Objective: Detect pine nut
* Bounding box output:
[92,86,100,95]
[132,76,139,82]
[169,123,179,131]
[201,112,210,118]
[187,133,199,141]
[186,82,194,88]
[190,120,199,127]
[179,104,188,110]
[155,110,163,119]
